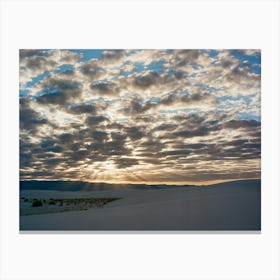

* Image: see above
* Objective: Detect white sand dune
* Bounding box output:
[20,180,261,231]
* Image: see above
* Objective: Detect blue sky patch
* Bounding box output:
[54,64,74,74]
[26,71,50,88]
[70,49,104,62]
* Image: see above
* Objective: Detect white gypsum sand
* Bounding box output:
[20,180,261,231]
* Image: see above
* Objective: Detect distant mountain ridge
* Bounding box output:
[20,179,260,191]
[206,179,260,188]
[20,180,192,191]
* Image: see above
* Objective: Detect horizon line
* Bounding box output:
[19,177,261,186]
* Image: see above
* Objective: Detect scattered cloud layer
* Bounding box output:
[20,49,261,184]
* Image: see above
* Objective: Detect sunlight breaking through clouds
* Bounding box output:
[20,49,261,184]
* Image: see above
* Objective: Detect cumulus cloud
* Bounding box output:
[19,49,261,184]
[19,49,82,90]
[20,98,48,132]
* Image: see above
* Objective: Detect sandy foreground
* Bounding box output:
[20,180,261,231]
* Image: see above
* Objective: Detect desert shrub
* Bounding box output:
[48,200,56,205]
[32,199,43,207]
[24,198,28,202]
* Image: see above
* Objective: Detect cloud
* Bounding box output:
[19,49,261,183]
[20,49,82,89]
[86,115,108,126]
[125,126,146,140]
[133,71,161,89]
[90,81,120,96]
[79,60,104,79]
[36,77,83,105]
[114,157,139,168]
[20,98,48,132]
[100,50,125,64]
[121,97,154,115]
[67,103,98,115]
[223,119,261,129]
[20,49,52,59]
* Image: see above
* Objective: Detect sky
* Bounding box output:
[19,49,261,185]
